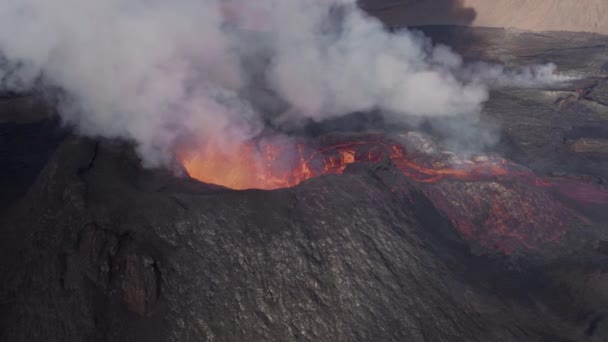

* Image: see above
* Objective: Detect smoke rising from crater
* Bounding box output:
[0,0,571,166]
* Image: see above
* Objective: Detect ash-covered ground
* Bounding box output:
[1,27,608,342]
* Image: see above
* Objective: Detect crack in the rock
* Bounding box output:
[78,141,99,176]
[76,141,100,207]
[170,196,189,211]
[554,80,608,109]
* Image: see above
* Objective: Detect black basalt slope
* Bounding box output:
[1,137,607,342]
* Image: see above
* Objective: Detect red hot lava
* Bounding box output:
[181,135,607,200]
[180,134,608,253]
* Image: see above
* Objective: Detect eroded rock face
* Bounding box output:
[63,225,119,291]
[63,225,161,316]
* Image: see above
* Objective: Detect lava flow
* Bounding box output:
[180,135,608,202]
[180,134,608,253]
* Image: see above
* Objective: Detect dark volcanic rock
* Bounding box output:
[1,137,607,342]
[411,27,608,182]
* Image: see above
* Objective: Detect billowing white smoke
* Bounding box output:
[265,2,488,120]
[0,0,570,166]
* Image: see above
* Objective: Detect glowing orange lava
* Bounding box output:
[180,136,608,253]
[180,136,608,204]
[181,140,364,190]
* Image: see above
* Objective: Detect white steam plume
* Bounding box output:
[0,0,571,166]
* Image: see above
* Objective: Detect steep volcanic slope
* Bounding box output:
[1,28,608,342]
[181,130,607,254]
[0,120,62,205]
[1,137,606,342]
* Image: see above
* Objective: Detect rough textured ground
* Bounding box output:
[1,27,608,342]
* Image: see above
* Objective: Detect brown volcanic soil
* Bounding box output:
[1,28,608,342]
[364,0,608,34]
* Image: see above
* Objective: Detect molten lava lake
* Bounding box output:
[180,135,522,190]
[180,134,607,199]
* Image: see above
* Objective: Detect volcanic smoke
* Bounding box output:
[0,0,605,256]
[0,0,572,168]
